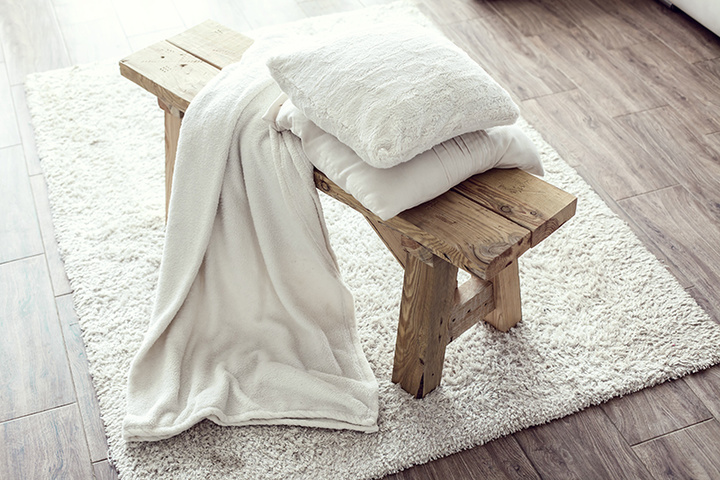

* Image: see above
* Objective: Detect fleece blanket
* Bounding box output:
[122,38,379,441]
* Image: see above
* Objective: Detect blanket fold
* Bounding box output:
[122,39,379,442]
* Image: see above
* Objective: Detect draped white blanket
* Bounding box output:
[122,41,379,442]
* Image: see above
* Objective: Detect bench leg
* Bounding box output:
[159,99,183,221]
[392,253,458,398]
[484,259,522,332]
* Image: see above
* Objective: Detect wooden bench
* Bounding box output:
[119,20,577,398]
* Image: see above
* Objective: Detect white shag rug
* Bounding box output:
[26,6,720,480]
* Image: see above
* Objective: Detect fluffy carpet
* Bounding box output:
[26,5,720,480]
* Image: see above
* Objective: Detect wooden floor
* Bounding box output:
[1,0,719,478]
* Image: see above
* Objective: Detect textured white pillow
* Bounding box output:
[266,25,520,169]
[268,99,543,221]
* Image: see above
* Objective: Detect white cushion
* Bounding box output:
[266,25,520,169]
[268,98,543,221]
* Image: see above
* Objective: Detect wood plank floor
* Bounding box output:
[1,0,719,477]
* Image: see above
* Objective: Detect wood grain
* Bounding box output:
[619,186,720,309]
[0,64,21,148]
[56,295,109,463]
[443,14,576,102]
[683,366,720,420]
[120,40,221,113]
[223,0,307,29]
[398,190,532,279]
[93,460,120,480]
[413,0,490,27]
[0,0,72,84]
[0,256,75,421]
[0,405,93,479]
[392,254,457,398]
[315,171,532,280]
[521,89,678,199]
[483,259,521,332]
[298,0,364,18]
[7,0,720,478]
[608,0,720,64]
[615,107,720,214]
[365,217,435,269]
[632,420,720,479]
[448,275,494,343]
[0,146,44,264]
[528,27,665,118]
[171,0,254,32]
[57,16,131,65]
[601,378,712,445]
[162,104,182,219]
[455,434,541,479]
[10,85,41,176]
[614,40,720,135]
[515,406,654,479]
[454,168,577,247]
[487,0,576,37]
[29,174,72,296]
[167,20,254,69]
[550,0,655,51]
[109,0,185,37]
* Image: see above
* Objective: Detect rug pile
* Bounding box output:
[25,5,720,479]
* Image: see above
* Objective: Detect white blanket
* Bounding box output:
[122,40,379,442]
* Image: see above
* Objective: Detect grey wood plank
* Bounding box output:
[685,285,720,325]
[216,0,307,29]
[632,420,720,480]
[29,174,72,296]
[521,89,677,198]
[10,85,41,177]
[0,404,93,480]
[93,459,120,480]
[454,435,540,480]
[0,64,21,148]
[487,0,577,37]
[608,0,720,64]
[0,0,72,85]
[127,26,188,53]
[52,0,117,24]
[527,27,666,118]
[613,40,720,136]
[601,378,712,445]
[385,434,542,479]
[514,406,654,480]
[615,107,720,218]
[542,0,655,51]
[618,186,720,306]
[443,14,576,102]
[0,145,44,264]
[298,0,364,18]
[170,0,253,31]
[412,0,490,26]
[57,294,109,463]
[57,16,132,65]
[684,365,720,421]
[0,255,75,421]
[109,0,185,37]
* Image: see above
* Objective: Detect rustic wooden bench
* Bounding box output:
[120,20,576,398]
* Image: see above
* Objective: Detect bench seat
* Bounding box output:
[119,20,576,398]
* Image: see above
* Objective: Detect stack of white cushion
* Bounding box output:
[263,23,544,220]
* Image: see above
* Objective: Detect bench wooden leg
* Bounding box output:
[484,259,522,332]
[392,253,458,398]
[159,99,183,220]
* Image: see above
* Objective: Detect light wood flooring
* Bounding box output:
[1,0,720,478]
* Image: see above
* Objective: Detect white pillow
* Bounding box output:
[266,25,520,169]
[268,98,543,221]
